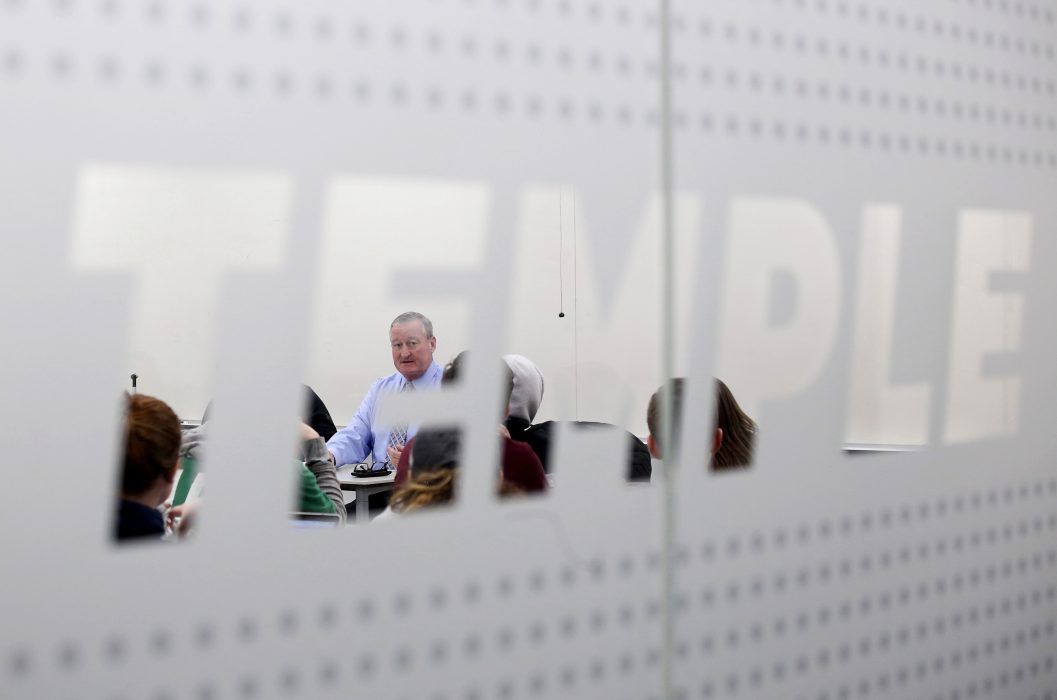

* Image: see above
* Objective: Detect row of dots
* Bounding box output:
[679,67,1057,139]
[679,30,1055,97]
[2,0,656,32]
[8,602,339,679]
[690,116,1057,168]
[687,539,1056,614]
[23,0,1046,57]
[756,0,1057,53]
[4,43,1055,131]
[690,510,1057,568]
[151,645,668,700]
[959,0,1055,23]
[690,62,1057,112]
[685,650,1055,700]
[9,40,1057,119]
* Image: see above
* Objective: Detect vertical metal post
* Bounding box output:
[658,0,677,698]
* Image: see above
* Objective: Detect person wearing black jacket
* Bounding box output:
[502,355,652,483]
[301,385,338,441]
[201,384,337,441]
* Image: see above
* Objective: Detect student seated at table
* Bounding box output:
[385,428,524,517]
[646,377,757,470]
[168,421,346,534]
[115,393,182,542]
[292,422,346,521]
[393,352,547,494]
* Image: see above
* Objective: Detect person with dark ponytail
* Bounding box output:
[115,394,182,541]
[646,378,757,471]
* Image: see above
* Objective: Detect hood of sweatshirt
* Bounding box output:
[503,354,544,423]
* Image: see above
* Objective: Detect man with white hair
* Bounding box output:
[326,311,443,469]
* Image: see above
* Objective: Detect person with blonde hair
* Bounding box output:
[646,378,757,470]
[388,428,524,515]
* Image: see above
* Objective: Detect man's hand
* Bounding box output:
[386,444,404,466]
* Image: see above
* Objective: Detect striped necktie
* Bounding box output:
[386,380,414,451]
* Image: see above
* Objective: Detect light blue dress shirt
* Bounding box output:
[326,360,443,467]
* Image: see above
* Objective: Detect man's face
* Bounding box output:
[390,321,436,381]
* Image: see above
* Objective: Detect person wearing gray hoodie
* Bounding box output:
[175,422,346,526]
[502,355,652,482]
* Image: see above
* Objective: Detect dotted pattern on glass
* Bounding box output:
[0,3,1055,699]
[673,477,1057,699]
[1,479,1052,697]
[0,1,1054,165]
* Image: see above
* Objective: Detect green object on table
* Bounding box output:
[171,457,200,507]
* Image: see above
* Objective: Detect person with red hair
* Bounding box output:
[115,394,182,541]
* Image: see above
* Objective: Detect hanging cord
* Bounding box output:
[572,192,580,420]
[558,191,565,318]
[1002,218,1010,432]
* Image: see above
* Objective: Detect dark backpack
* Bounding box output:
[505,418,652,483]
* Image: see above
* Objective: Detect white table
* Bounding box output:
[336,465,397,523]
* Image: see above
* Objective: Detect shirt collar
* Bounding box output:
[404,360,441,389]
